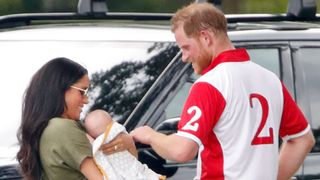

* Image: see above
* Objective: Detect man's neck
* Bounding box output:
[211,36,235,59]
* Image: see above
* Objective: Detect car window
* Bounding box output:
[86,42,178,123]
[246,48,280,77]
[164,73,199,119]
[294,48,320,153]
[0,39,178,165]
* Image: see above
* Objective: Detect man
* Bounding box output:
[130,2,315,180]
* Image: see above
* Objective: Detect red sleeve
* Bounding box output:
[178,82,226,142]
[279,84,309,138]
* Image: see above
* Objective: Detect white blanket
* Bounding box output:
[92,122,161,180]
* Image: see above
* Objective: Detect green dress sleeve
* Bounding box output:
[40,118,92,179]
[56,119,92,169]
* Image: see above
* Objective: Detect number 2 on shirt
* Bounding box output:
[250,93,274,145]
[182,106,201,132]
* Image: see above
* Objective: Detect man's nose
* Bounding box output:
[181,52,189,62]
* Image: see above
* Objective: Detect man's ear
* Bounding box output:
[199,30,214,46]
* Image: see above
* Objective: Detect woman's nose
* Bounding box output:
[83,95,89,104]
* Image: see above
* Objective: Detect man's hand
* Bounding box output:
[130,126,155,145]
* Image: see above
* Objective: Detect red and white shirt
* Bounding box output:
[176,48,310,180]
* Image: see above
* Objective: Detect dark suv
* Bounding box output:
[0,0,319,179]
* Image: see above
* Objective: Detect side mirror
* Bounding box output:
[155,117,180,134]
[136,118,180,178]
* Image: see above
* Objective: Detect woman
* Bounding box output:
[17,57,136,180]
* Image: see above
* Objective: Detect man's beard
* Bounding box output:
[195,48,212,74]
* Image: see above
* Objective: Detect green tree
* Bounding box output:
[222,0,287,14]
[107,0,192,13]
[0,0,23,15]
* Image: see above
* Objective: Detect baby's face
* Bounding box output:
[85,118,110,138]
[85,110,113,138]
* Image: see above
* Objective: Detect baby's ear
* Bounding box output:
[86,133,94,144]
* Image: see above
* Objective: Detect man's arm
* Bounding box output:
[130,126,198,162]
[277,130,315,180]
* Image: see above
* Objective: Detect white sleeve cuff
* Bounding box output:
[176,131,203,147]
[282,124,311,141]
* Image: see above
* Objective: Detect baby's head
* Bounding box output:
[84,109,113,139]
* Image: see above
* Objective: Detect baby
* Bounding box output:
[84,109,165,180]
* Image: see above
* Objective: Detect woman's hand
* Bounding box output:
[100,133,138,157]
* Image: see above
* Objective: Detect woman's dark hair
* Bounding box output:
[17,57,88,180]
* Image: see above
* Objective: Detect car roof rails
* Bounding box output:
[0,0,319,29]
[77,0,108,15]
[0,0,173,29]
[287,0,317,20]
[196,0,319,22]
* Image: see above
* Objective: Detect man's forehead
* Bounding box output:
[175,30,197,47]
[174,26,188,41]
